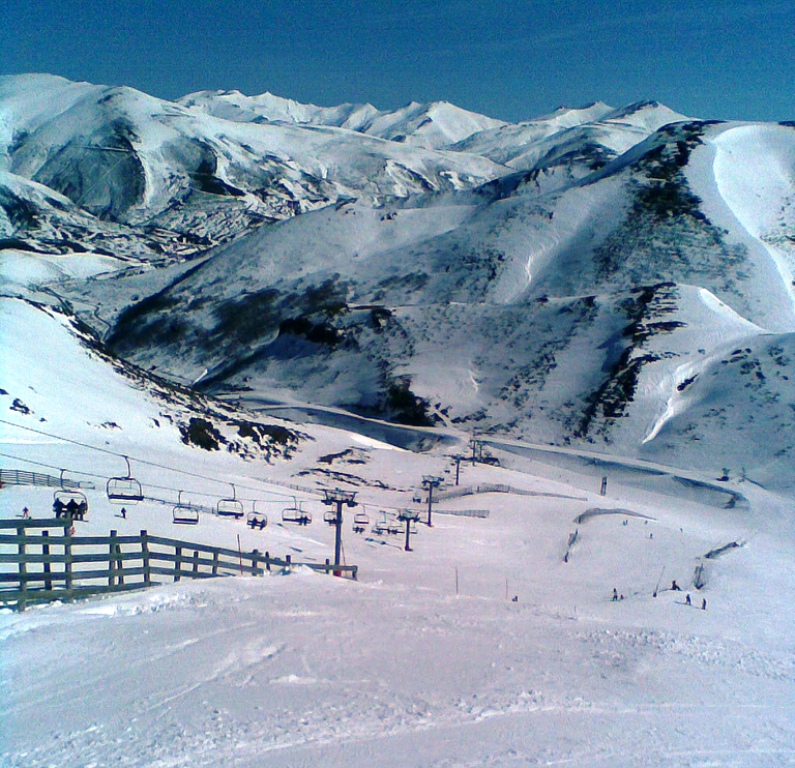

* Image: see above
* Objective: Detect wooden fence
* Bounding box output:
[0,518,358,611]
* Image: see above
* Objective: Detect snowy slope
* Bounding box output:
[0,298,307,488]
[1,291,794,768]
[689,122,795,324]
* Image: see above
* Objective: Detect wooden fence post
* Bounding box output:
[17,525,27,612]
[109,530,117,587]
[212,550,219,576]
[116,541,124,586]
[141,530,151,586]
[63,520,73,593]
[42,530,52,591]
[192,550,199,576]
[265,551,271,572]
[175,545,182,582]
[251,549,261,576]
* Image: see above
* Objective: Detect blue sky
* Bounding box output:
[2,0,793,122]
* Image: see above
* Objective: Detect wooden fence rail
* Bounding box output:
[0,518,357,611]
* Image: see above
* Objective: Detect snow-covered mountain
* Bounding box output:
[179,89,507,149]
[103,122,795,490]
[2,75,795,490]
[0,75,505,260]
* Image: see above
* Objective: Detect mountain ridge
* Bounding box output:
[2,75,794,489]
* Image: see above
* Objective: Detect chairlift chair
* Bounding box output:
[246,501,268,530]
[371,510,387,535]
[352,510,370,534]
[53,490,89,520]
[173,506,199,525]
[282,501,312,526]
[323,509,338,526]
[53,470,89,520]
[247,511,268,530]
[217,483,244,519]
[172,491,200,525]
[107,456,144,504]
[372,510,399,535]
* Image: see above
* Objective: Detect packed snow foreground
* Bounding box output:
[1,296,794,768]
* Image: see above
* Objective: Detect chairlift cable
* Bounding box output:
[1,420,431,515]
[0,417,313,499]
[1,449,303,508]
[0,450,99,479]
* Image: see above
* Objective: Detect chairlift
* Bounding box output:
[282,500,312,526]
[372,510,399,536]
[246,501,268,530]
[246,511,268,530]
[107,456,144,504]
[323,509,338,526]
[217,483,244,519]
[352,509,370,534]
[172,491,200,525]
[53,469,89,520]
[53,470,89,521]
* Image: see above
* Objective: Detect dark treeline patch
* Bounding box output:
[384,377,435,427]
[577,283,680,439]
[236,420,295,447]
[212,289,280,345]
[180,417,224,451]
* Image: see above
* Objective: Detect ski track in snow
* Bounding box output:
[2,571,793,768]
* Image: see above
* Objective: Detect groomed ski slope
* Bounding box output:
[1,297,793,768]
